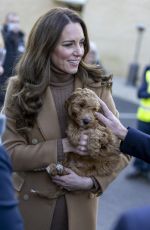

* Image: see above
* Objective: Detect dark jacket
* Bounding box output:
[120,127,150,163]
[0,145,24,230]
[2,25,25,78]
[0,25,25,108]
[137,65,150,99]
[113,206,150,230]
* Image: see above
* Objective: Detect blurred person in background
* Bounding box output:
[0,114,24,230]
[113,205,150,230]
[1,7,130,230]
[2,12,25,77]
[0,29,6,109]
[84,41,100,65]
[0,30,6,76]
[126,65,150,180]
[0,12,25,108]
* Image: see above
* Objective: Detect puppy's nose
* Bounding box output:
[83,118,91,125]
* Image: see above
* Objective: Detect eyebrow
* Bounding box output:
[62,38,85,44]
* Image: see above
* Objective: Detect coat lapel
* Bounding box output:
[37,77,83,140]
[37,86,61,140]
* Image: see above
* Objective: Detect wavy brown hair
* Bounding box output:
[13,7,108,132]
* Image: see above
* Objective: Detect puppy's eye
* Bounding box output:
[79,102,85,108]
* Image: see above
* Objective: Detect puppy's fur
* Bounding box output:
[47,88,121,177]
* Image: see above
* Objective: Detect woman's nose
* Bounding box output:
[73,46,83,56]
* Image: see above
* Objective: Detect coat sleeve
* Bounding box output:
[120,127,150,163]
[2,77,57,171]
[92,78,131,195]
[0,146,24,230]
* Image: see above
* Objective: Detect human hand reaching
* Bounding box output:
[95,98,128,140]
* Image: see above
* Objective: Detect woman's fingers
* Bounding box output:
[79,133,88,144]
[76,133,88,154]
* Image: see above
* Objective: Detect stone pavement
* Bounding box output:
[112,76,139,104]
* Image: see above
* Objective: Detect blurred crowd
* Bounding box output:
[0,12,25,109]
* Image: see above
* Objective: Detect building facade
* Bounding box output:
[0,0,150,79]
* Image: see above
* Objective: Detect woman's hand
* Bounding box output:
[51,168,93,191]
[62,134,89,156]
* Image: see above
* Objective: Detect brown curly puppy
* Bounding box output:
[47,88,121,177]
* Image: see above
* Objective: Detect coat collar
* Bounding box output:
[36,77,83,140]
[37,86,61,140]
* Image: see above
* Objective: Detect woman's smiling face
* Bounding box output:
[51,22,85,74]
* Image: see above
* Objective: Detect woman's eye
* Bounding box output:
[80,41,84,47]
[63,43,72,47]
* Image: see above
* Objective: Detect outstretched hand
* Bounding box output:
[95,97,128,140]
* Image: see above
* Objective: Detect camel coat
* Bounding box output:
[2,75,130,230]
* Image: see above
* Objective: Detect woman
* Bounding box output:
[2,7,130,230]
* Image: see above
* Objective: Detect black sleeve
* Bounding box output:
[120,127,150,164]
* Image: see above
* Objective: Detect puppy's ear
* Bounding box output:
[65,99,72,118]
[65,96,73,111]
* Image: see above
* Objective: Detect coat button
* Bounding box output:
[89,193,95,199]
[23,194,29,201]
[32,138,38,145]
